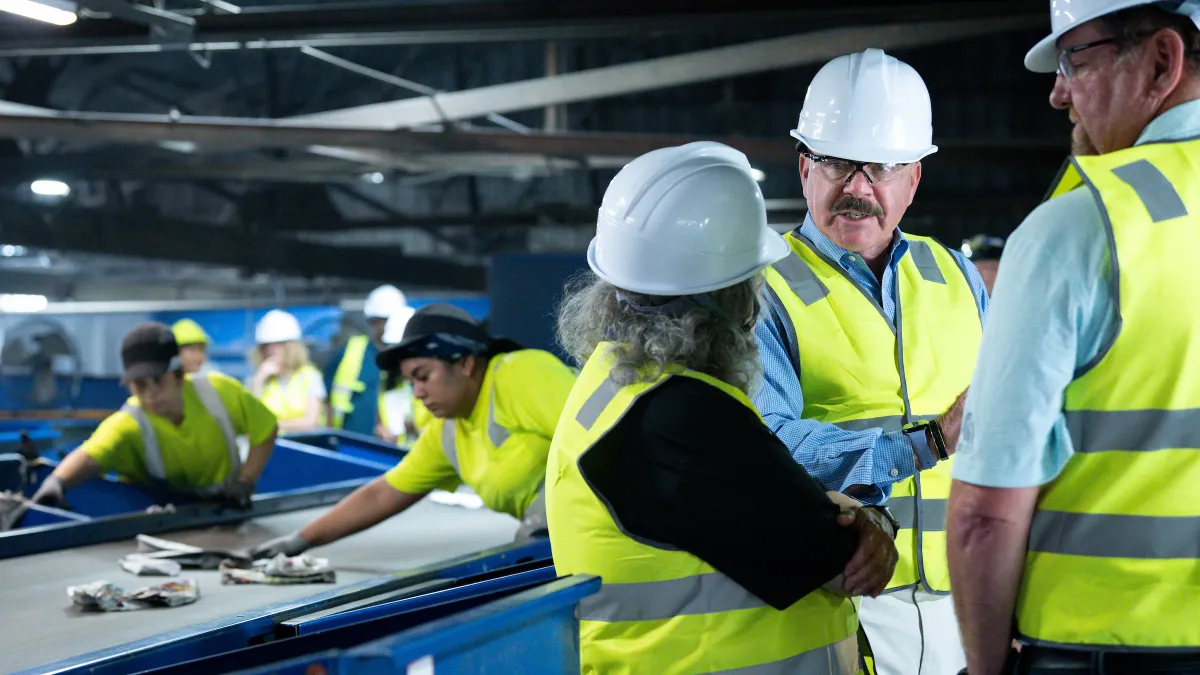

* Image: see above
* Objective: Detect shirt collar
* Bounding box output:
[1137,98,1200,146]
[795,212,910,271]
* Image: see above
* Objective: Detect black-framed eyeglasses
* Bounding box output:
[1056,37,1119,80]
[799,149,909,185]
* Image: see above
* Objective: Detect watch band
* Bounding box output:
[904,423,937,470]
[926,419,949,461]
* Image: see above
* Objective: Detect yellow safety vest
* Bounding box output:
[261,364,323,423]
[762,232,981,593]
[547,342,861,675]
[329,335,370,429]
[1017,137,1200,650]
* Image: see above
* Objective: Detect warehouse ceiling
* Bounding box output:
[0,0,1067,297]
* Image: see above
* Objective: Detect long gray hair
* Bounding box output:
[556,272,763,394]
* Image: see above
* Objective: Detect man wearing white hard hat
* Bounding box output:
[375,310,422,444]
[324,285,414,437]
[551,141,899,674]
[947,3,1200,674]
[754,48,989,674]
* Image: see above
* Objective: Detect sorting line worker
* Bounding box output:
[248,309,326,432]
[32,322,278,509]
[326,285,414,437]
[171,318,218,376]
[960,234,1006,296]
[549,141,899,675]
[948,2,1200,674]
[250,303,576,559]
[754,49,990,675]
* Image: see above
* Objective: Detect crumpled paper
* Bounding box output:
[220,554,335,585]
[118,534,250,576]
[68,578,200,611]
[0,491,30,531]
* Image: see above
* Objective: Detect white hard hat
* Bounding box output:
[255,309,302,344]
[1025,1,1200,72]
[381,306,417,345]
[790,48,938,165]
[588,141,789,296]
[363,284,409,320]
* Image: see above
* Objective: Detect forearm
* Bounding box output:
[298,477,422,546]
[937,389,969,454]
[947,481,1037,675]
[238,429,277,484]
[50,450,105,490]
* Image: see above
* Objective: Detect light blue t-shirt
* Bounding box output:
[952,99,1200,488]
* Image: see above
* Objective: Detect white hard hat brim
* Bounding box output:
[1024,33,1061,73]
[790,130,938,165]
[586,230,790,297]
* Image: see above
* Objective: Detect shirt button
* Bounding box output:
[889,468,899,477]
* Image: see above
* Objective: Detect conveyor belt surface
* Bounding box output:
[1,500,519,674]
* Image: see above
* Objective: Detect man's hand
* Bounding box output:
[219,479,255,509]
[250,532,310,559]
[31,475,66,508]
[836,506,899,597]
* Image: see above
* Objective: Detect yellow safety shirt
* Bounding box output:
[81,372,277,490]
[384,349,576,519]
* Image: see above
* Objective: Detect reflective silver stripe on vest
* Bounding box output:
[907,240,947,285]
[487,393,510,448]
[440,389,512,474]
[191,375,240,481]
[126,375,239,493]
[707,636,853,675]
[441,420,460,472]
[576,376,621,430]
[579,571,767,623]
[1111,159,1189,223]
[888,495,947,533]
[771,252,830,306]
[1065,408,1200,453]
[1029,510,1200,559]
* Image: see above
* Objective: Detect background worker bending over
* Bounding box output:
[250,304,576,558]
[33,322,278,509]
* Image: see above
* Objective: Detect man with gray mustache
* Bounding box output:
[754,48,989,675]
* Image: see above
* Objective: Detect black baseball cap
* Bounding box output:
[376,304,492,373]
[121,322,180,383]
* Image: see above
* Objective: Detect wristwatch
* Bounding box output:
[903,420,948,470]
[871,505,901,538]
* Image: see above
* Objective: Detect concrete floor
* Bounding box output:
[1,500,520,674]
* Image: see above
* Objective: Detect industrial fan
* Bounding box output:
[0,318,83,409]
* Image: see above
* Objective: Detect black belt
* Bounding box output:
[1015,645,1200,674]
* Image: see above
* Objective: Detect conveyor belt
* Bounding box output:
[1,500,520,674]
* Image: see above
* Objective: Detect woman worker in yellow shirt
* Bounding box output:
[31,322,279,508]
[250,303,576,558]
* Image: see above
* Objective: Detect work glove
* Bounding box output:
[218,479,255,509]
[250,532,310,560]
[31,475,66,508]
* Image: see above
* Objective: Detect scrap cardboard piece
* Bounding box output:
[119,534,251,574]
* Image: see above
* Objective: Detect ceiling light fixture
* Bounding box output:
[0,0,77,26]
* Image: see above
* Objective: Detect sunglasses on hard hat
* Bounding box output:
[799,149,909,185]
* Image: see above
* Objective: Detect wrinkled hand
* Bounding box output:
[31,475,66,508]
[836,506,898,597]
[249,532,310,560]
[219,479,255,509]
